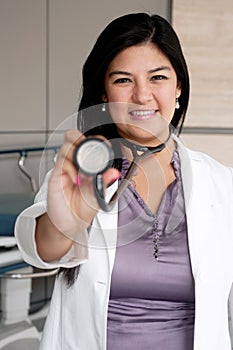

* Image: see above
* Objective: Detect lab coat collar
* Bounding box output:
[174,134,200,277]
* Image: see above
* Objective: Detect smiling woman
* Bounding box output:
[103,43,181,144]
[15,12,233,350]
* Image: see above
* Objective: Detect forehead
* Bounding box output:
[108,42,172,69]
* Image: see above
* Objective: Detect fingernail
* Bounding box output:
[76,174,81,186]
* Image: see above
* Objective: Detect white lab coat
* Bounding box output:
[15,137,233,350]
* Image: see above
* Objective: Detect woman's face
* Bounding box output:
[103,42,181,146]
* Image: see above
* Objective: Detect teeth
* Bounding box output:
[130,110,155,116]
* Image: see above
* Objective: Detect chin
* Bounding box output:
[129,126,168,144]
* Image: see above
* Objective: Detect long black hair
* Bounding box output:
[78,13,189,137]
[60,13,190,287]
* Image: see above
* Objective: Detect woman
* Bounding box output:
[15,13,233,350]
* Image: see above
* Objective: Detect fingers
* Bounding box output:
[56,130,115,184]
[54,129,85,183]
[52,129,121,211]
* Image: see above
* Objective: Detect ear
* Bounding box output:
[102,93,108,102]
[176,81,182,98]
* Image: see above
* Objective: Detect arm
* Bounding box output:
[229,283,233,349]
[35,213,73,262]
[14,168,90,269]
[15,129,120,268]
[228,168,233,348]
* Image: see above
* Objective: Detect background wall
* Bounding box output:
[0,0,171,194]
[0,0,232,196]
[172,0,233,166]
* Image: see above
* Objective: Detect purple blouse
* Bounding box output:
[107,150,195,350]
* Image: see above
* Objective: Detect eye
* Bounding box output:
[113,77,131,84]
[151,75,168,81]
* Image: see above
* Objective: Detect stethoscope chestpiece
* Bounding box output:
[73,138,114,176]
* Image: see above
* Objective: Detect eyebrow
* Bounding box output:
[108,66,171,77]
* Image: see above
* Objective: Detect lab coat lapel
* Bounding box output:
[96,181,118,272]
[175,136,202,278]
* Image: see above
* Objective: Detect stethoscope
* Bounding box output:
[73,125,172,212]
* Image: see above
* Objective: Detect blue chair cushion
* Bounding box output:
[0,193,35,236]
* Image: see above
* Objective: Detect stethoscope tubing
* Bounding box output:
[94,126,172,212]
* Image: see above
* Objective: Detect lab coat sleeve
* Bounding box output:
[14,170,89,270]
[228,284,233,349]
[228,168,233,349]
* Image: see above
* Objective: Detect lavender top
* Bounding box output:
[107,150,195,350]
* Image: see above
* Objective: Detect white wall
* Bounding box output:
[0,0,170,194]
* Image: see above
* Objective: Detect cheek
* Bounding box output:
[108,102,129,124]
[159,84,177,101]
[105,84,131,103]
[157,88,177,120]
[159,85,177,107]
[106,91,126,103]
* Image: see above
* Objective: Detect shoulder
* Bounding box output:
[175,134,232,174]
[186,150,233,201]
[174,135,233,189]
[187,147,227,166]
[187,147,232,175]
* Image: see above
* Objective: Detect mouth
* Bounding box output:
[129,109,158,120]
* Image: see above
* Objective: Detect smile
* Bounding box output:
[129,109,158,120]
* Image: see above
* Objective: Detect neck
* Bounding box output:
[122,132,176,164]
[120,125,175,160]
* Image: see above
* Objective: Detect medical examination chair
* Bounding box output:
[0,147,58,350]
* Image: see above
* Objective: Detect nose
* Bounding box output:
[132,82,153,104]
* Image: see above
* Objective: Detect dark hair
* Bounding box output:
[60,13,190,287]
[78,12,189,136]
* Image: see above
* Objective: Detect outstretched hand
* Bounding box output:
[47,129,120,240]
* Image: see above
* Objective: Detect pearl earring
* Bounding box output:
[102,103,106,112]
[176,98,180,109]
